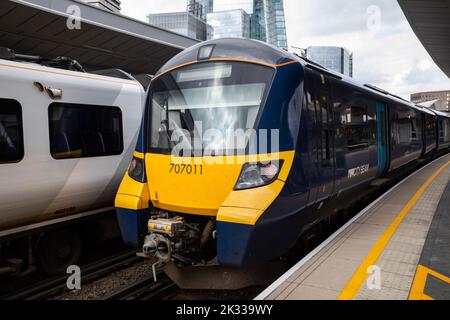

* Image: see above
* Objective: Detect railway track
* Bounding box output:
[102,266,178,300]
[1,249,141,300]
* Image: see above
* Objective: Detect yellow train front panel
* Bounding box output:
[145,152,295,218]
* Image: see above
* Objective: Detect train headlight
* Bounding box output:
[234,160,284,190]
[128,157,147,182]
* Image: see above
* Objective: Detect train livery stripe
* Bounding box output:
[133,151,145,159]
[208,58,299,68]
[155,58,299,79]
[0,63,141,87]
[338,160,450,300]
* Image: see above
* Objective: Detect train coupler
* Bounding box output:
[140,214,215,267]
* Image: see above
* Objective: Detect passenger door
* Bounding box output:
[376,101,388,176]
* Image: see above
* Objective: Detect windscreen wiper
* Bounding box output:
[162,97,173,151]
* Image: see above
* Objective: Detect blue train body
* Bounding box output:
[115,38,450,268]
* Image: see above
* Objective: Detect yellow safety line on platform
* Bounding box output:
[409,265,450,300]
[338,160,450,300]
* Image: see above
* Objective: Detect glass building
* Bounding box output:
[147,0,287,48]
[213,0,255,14]
[262,0,288,50]
[207,0,288,50]
[207,9,251,39]
[187,0,213,20]
[148,12,213,41]
[306,46,354,77]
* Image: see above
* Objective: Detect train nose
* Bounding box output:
[145,154,244,216]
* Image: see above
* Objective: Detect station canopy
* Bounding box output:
[398,0,450,78]
[0,0,199,75]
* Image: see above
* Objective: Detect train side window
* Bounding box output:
[444,119,450,142]
[439,119,445,140]
[366,101,378,146]
[49,103,123,159]
[391,107,420,146]
[319,96,331,161]
[317,73,332,163]
[344,105,369,151]
[411,115,419,140]
[0,98,24,164]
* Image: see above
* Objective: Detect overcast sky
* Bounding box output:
[121,0,450,99]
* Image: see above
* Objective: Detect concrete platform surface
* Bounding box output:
[256,155,450,300]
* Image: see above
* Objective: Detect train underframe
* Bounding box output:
[140,209,288,290]
[0,211,120,278]
[141,210,217,267]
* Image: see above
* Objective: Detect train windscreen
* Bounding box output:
[148,62,274,156]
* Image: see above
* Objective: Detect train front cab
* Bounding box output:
[115,40,305,267]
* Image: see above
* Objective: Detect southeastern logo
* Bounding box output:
[348,164,370,178]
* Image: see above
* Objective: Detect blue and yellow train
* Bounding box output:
[115,38,450,269]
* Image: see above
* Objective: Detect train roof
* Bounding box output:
[415,100,450,118]
[156,38,299,76]
[0,47,141,83]
[0,58,143,88]
[414,104,437,116]
[156,38,433,115]
[430,108,450,118]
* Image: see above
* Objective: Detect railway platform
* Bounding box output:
[256,154,450,300]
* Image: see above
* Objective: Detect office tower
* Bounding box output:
[187,0,211,21]
[148,0,287,47]
[306,46,354,77]
[148,11,213,41]
[208,0,287,49]
[206,0,214,13]
[213,0,255,14]
[148,1,213,40]
[207,9,251,39]
[261,0,288,50]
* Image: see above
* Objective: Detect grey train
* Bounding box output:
[0,51,145,276]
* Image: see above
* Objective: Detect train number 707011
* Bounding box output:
[169,163,203,175]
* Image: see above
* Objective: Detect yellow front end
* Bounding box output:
[145,151,295,225]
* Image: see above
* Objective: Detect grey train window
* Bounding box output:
[49,103,123,159]
[391,108,420,145]
[343,105,369,151]
[0,98,24,163]
[439,118,450,143]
